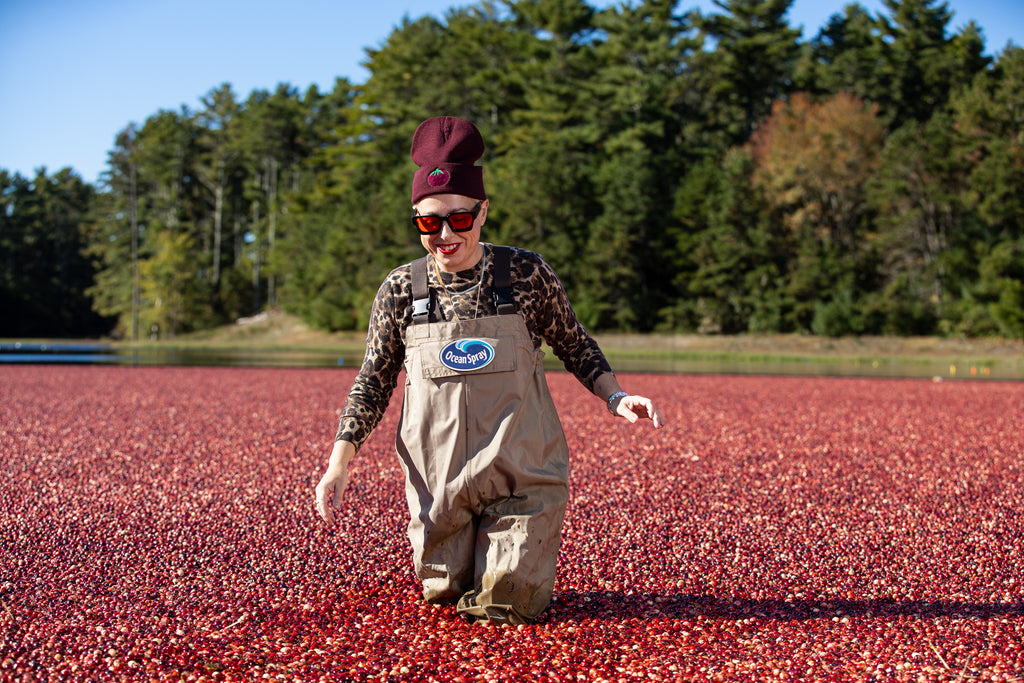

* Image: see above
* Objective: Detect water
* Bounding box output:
[0,342,346,368]
[602,355,1018,380]
[2,341,1020,380]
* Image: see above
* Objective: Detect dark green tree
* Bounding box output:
[237,83,309,312]
[194,84,244,301]
[800,0,989,130]
[943,46,1024,337]
[569,0,698,330]
[875,0,989,127]
[954,46,1024,238]
[274,80,360,325]
[795,4,888,101]
[690,0,802,147]
[975,240,1024,339]
[1,168,107,336]
[91,112,211,338]
[870,113,970,333]
[87,127,140,338]
[670,151,788,334]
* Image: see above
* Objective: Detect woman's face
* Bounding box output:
[415,193,487,273]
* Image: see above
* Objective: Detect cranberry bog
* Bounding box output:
[2,365,1022,682]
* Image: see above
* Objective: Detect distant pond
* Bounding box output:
[0,342,346,368]
[3,341,1021,381]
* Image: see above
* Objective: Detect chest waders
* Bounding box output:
[395,247,570,624]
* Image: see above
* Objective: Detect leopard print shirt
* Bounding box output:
[335,243,613,448]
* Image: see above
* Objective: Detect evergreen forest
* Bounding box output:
[3,0,1023,340]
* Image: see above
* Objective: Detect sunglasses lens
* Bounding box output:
[414,216,442,234]
[447,212,475,231]
[413,204,479,234]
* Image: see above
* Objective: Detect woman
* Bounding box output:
[315,116,665,625]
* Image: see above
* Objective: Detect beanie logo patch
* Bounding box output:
[427,168,450,188]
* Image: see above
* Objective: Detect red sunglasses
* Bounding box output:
[412,202,482,235]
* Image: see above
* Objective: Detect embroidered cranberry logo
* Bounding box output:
[427,167,450,187]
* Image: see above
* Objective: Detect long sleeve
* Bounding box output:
[334,271,407,449]
[514,249,612,392]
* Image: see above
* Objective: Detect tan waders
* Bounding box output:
[395,248,570,624]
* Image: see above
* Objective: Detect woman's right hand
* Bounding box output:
[314,440,356,525]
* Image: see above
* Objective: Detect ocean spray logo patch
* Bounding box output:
[439,338,495,372]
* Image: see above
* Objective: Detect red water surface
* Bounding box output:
[2,365,1022,681]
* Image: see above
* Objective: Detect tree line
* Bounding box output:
[2,0,1022,340]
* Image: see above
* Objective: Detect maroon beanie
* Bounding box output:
[410,116,486,205]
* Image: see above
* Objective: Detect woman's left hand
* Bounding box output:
[612,394,666,429]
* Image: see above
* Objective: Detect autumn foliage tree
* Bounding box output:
[744,92,887,334]
[749,92,885,249]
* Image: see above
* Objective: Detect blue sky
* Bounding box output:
[1,0,1019,186]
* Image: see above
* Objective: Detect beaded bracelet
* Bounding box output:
[606,391,628,416]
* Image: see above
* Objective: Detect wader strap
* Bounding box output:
[492,246,516,315]
[411,256,433,325]
[410,247,515,325]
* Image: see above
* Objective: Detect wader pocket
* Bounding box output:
[416,335,517,379]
